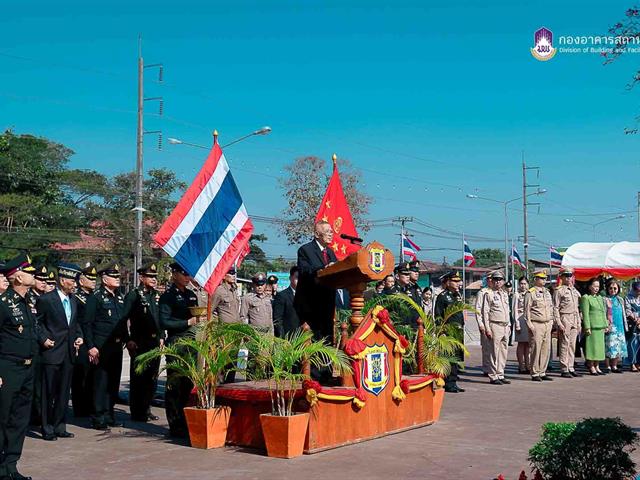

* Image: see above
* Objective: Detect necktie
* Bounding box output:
[63,297,71,325]
[322,248,329,266]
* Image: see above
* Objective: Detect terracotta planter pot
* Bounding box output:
[183,406,231,449]
[260,413,310,458]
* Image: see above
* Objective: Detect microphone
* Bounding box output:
[340,233,363,245]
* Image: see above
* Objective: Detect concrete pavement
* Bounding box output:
[20,345,640,480]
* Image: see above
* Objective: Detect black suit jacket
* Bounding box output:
[273,286,300,338]
[36,291,83,365]
[293,240,337,339]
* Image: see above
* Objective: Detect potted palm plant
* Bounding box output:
[360,294,468,376]
[248,329,352,458]
[135,321,257,449]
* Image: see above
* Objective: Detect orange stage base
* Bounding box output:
[217,375,444,453]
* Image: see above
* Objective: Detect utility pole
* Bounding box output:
[394,216,413,263]
[134,36,163,286]
[522,152,541,275]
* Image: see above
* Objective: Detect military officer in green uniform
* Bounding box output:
[159,262,199,438]
[434,271,466,393]
[394,262,421,327]
[124,262,163,422]
[0,253,38,480]
[408,260,423,300]
[84,262,128,430]
[71,263,97,417]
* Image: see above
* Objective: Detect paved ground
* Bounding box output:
[20,345,640,480]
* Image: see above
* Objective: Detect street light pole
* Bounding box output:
[466,189,546,279]
[564,215,626,241]
[167,126,272,151]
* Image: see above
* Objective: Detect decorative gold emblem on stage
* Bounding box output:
[333,216,343,234]
[361,344,389,396]
[17,324,23,334]
[368,246,385,274]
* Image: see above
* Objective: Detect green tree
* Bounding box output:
[453,248,504,268]
[0,129,107,262]
[278,156,372,245]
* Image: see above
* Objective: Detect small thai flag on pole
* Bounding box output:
[511,246,525,269]
[402,234,421,261]
[550,246,563,266]
[154,133,254,294]
[463,241,476,267]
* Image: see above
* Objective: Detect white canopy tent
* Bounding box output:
[561,241,640,280]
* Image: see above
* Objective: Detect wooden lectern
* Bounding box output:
[317,241,395,330]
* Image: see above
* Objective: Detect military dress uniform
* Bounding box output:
[524,271,556,381]
[124,263,163,422]
[71,263,97,417]
[240,273,274,334]
[159,263,198,438]
[211,280,240,325]
[434,271,465,393]
[84,263,128,429]
[475,285,491,375]
[553,268,582,377]
[408,260,423,303]
[0,254,38,480]
[394,262,421,328]
[26,266,47,427]
[481,272,511,384]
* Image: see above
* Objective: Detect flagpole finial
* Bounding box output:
[332,153,337,166]
[213,130,218,144]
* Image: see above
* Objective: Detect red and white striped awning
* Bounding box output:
[562,242,640,281]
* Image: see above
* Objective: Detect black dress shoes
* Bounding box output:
[490,379,503,385]
[92,422,109,431]
[561,372,573,378]
[10,472,32,480]
[42,433,57,441]
[499,378,511,384]
[57,431,75,438]
[541,376,554,381]
[147,413,160,421]
[570,371,582,377]
[444,385,465,393]
[531,376,543,382]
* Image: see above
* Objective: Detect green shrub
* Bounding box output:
[528,417,638,479]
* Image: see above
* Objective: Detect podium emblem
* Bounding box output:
[361,344,389,396]
[368,246,386,274]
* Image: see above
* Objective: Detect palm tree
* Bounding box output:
[135,321,258,409]
[248,329,352,417]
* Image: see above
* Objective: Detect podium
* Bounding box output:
[216,240,445,454]
[317,240,394,328]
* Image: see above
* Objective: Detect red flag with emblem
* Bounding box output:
[315,156,360,260]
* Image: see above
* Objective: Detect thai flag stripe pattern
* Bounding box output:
[511,246,524,268]
[550,246,563,266]
[154,141,254,293]
[402,234,420,260]
[463,241,475,267]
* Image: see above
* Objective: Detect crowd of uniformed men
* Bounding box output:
[0,236,636,479]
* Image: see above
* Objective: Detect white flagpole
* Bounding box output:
[462,233,466,303]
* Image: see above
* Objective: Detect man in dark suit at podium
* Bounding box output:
[294,221,337,342]
[36,263,84,440]
[273,266,300,338]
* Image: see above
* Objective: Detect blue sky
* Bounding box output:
[2,1,639,262]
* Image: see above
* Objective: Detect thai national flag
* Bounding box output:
[550,246,563,266]
[154,137,254,294]
[511,246,525,269]
[402,234,421,261]
[463,241,476,267]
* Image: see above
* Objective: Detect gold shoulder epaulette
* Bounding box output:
[529,287,537,293]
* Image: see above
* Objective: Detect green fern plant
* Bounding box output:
[134,321,258,409]
[247,329,352,417]
[364,293,469,376]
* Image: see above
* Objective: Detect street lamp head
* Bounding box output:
[564,218,574,223]
[167,138,183,145]
[616,214,626,219]
[254,126,272,136]
[537,188,548,194]
[466,194,478,199]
